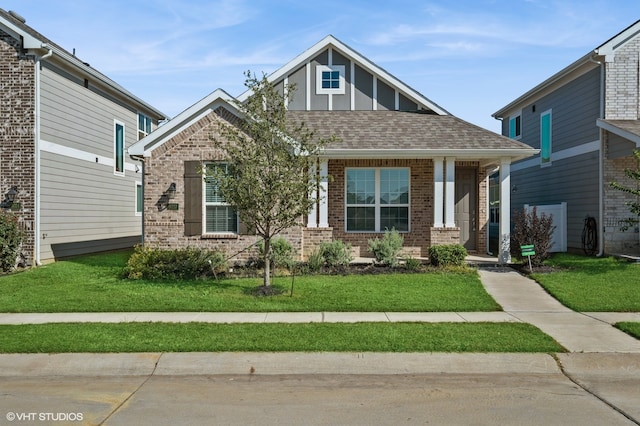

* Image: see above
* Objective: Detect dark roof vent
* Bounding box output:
[8,10,26,23]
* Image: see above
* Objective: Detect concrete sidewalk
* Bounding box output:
[478,267,640,353]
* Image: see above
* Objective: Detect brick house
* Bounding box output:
[0,9,166,265]
[493,20,640,255]
[129,36,536,263]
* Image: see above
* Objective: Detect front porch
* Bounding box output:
[303,157,513,264]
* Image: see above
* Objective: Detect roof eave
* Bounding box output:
[492,51,599,119]
[128,89,240,157]
[322,148,539,162]
[597,118,640,147]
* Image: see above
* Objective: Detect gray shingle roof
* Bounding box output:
[287,110,534,152]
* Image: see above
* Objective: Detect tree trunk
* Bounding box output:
[262,237,271,287]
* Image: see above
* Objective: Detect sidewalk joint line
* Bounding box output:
[552,354,640,425]
[98,353,163,426]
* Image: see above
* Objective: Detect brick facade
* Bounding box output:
[328,158,433,257]
[603,154,640,254]
[144,110,491,261]
[605,37,640,120]
[143,109,303,263]
[0,30,36,265]
[602,36,640,254]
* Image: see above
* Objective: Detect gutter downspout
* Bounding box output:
[590,52,605,257]
[34,44,53,265]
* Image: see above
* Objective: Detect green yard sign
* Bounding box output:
[520,244,535,272]
[520,244,535,257]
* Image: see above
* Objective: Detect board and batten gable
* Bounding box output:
[257,37,441,114]
[37,61,153,259]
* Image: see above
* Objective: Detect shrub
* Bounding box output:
[511,207,555,266]
[428,244,467,267]
[319,240,353,267]
[404,256,422,271]
[368,228,404,267]
[125,246,227,280]
[306,248,325,273]
[259,237,295,270]
[0,211,23,273]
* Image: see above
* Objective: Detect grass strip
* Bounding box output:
[0,252,499,313]
[0,322,565,353]
[616,322,640,339]
[530,254,640,312]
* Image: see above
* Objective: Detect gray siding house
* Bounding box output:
[0,9,166,265]
[493,20,640,255]
[130,36,536,263]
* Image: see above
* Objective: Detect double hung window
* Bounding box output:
[114,121,125,175]
[540,110,552,165]
[346,168,409,232]
[204,163,238,234]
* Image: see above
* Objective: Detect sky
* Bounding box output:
[3,0,640,132]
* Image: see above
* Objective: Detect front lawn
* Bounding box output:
[0,251,500,313]
[531,254,640,312]
[0,322,565,353]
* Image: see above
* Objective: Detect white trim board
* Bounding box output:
[40,139,139,173]
[511,140,600,172]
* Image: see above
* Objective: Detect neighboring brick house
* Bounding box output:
[0,9,166,265]
[493,20,640,255]
[129,36,536,263]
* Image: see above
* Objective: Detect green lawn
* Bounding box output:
[0,251,499,313]
[0,322,565,353]
[530,254,640,312]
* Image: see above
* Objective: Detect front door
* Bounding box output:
[455,168,477,251]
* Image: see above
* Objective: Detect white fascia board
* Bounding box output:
[596,119,640,147]
[0,17,42,49]
[493,53,597,119]
[237,35,449,115]
[595,20,640,60]
[44,45,167,120]
[128,89,240,157]
[323,148,539,162]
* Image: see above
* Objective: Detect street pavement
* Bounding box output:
[0,263,639,424]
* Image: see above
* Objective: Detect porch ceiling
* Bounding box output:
[597,118,640,147]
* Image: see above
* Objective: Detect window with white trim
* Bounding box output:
[540,109,552,166]
[114,121,125,175]
[346,168,409,232]
[316,65,345,95]
[509,113,521,139]
[204,163,238,234]
[138,113,152,140]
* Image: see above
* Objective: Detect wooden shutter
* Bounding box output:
[184,161,202,236]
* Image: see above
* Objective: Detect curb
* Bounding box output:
[0,352,562,377]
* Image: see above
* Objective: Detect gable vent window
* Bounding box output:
[316,65,345,95]
[322,70,340,89]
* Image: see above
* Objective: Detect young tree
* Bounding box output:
[209,72,333,291]
[609,149,640,231]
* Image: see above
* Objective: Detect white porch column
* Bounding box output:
[445,158,456,227]
[318,158,329,228]
[433,157,444,227]
[499,158,511,264]
[307,160,318,228]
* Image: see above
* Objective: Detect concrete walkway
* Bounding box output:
[478,267,640,353]
[0,265,638,353]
